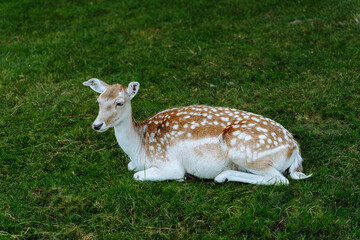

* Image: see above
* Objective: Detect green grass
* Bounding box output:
[1,0,360,238]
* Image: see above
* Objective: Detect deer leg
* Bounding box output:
[215,168,289,185]
[133,166,185,182]
[215,170,269,185]
[248,167,289,185]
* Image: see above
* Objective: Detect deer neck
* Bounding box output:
[114,111,143,163]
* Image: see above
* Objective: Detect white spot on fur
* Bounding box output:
[259,135,267,139]
[256,127,268,132]
[221,117,229,122]
[251,117,260,122]
[239,132,246,139]
[232,130,241,136]
[201,119,208,125]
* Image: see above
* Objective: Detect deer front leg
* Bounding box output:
[133,166,185,182]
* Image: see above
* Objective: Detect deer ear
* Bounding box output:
[127,82,140,99]
[83,78,109,93]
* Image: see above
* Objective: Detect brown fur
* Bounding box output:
[100,84,126,101]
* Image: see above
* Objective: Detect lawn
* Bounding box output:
[1,0,359,239]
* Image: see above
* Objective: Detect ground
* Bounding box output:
[0,0,359,239]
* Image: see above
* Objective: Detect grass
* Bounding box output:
[1,0,359,238]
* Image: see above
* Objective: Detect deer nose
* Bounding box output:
[93,122,104,130]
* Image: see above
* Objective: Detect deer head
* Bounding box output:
[83,78,139,132]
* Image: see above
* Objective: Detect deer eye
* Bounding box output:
[116,102,124,107]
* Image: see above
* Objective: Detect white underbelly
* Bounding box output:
[167,138,231,179]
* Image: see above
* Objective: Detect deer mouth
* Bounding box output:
[92,122,109,132]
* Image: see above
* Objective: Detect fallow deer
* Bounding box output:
[83,78,312,185]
